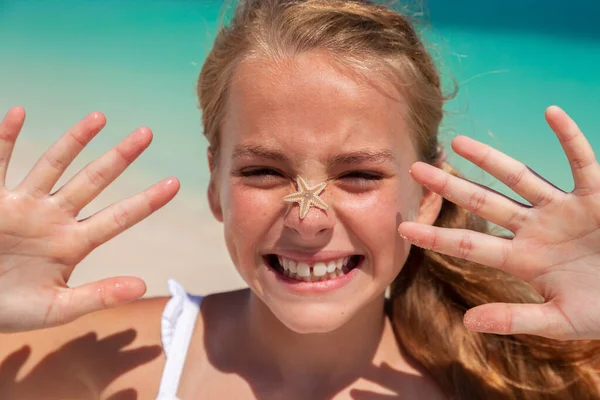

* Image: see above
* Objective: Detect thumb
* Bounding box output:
[49,277,146,327]
[463,302,576,340]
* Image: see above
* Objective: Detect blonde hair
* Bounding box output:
[197,1,600,398]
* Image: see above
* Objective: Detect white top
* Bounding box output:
[156,279,203,400]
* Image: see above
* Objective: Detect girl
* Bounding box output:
[1,0,600,398]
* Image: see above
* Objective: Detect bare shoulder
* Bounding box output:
[183,288,249,361]
[0,296,170,399]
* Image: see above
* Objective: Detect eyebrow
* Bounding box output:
[327,150,396,167]
[231,144,395,166]
[232,144,289,162]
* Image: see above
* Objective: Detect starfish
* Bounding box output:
[282,176,329,219]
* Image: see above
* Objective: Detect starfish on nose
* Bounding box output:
[282,176,329,219]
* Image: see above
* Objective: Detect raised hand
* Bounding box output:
[0,107,179,333]
[399,106,600,341]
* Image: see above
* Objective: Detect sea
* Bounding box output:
[0,0,598,200]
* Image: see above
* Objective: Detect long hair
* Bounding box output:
[197,1,600,397]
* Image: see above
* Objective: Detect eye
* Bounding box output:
[236,167,288,187]
[240,167,284,178]
[337,171,384,191]
[340,171,383,182]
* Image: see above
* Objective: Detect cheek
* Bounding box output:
[221,182,280,261]
[334,183,417,277]
[335,184,416,238]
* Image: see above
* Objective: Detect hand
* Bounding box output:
[0,107,179,332]
[399,106,600,341]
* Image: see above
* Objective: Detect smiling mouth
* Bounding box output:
[264,254,363,282]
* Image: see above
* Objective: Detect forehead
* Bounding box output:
[222,51,415,161]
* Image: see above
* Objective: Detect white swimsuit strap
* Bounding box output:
[157,279,202,400]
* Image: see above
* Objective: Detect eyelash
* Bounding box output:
[239,168,383,182]
[340,171,383,182]
[239,168,284,178]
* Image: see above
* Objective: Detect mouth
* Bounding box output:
[264,254,364,282]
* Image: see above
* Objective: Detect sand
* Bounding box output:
[5,137,247,298]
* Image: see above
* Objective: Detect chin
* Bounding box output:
[268,301,357,334]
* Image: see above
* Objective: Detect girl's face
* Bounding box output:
[209,52,441,333]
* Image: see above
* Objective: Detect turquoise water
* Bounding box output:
[0,0,598,199]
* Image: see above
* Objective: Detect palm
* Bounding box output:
[400,106,600,340]
[0,190,81,264]
[511,193,600,338]
[0,191,86,330]
[0,107,179,332]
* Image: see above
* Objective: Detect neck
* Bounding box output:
[244,293,392,389]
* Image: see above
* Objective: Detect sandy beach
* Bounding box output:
[7,137,247,298]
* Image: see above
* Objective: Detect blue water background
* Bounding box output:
[0,0,598,199]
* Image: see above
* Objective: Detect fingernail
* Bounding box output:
[163,177,178,189]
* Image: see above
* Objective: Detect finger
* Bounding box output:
[81,177,180,247]
[0,107,26,187]
[410,162,530,232]
[18,112,106,197]
[48,277,146,326]
[545,105,600,195]
[54,127,153,215]
[398,222,530,280]
[464,302,581,340]
[452,136,559,207]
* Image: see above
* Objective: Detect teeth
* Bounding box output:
[313,263,327,277]
[274,255,358,282]
[297,263,311,277]
[288,260,297,273]
[326,261,336,273]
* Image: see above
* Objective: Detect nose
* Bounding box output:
[283,200,335,240]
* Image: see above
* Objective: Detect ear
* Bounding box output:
[415,185,443,225]
[207,148,223,222]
